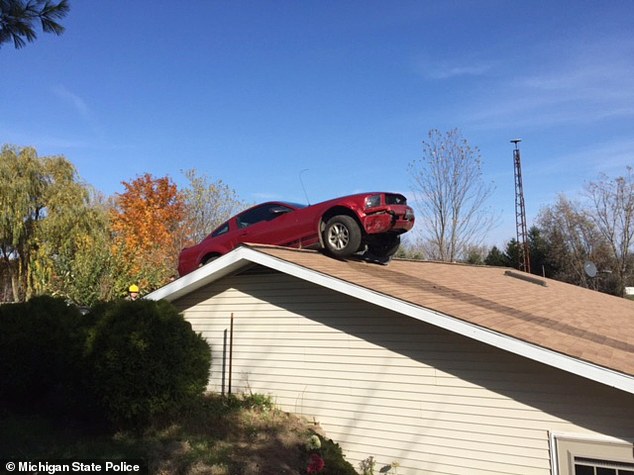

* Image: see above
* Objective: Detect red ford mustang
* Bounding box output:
[177,192,415,276]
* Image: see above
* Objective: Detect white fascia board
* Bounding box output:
[145,250,252,302]
[149,246,634,395]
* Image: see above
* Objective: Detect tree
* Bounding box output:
[0,144,95,302]
[537,194,613,292]
[463,244,488,265]
[408,129,497,261]
[526,226,551,277]
[39,188,114,305]
[0,0,69,49]
[180,169,246,246]
[110,173,185,295]
[484,245,510,267]
[584,167,634,295]
[484,227,554,277]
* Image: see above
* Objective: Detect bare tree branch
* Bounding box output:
[584,166,634,295]
[408,129,498,261]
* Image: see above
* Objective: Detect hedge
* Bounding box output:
[0,297,211,430]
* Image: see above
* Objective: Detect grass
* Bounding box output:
[0,393,344,475]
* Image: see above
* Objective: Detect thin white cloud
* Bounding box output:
[50,85,108,141]
[555,139,634,176]
[464,35,634,130]
[426,63,492,80]
[415,55,493,80]
[52,85,91,119]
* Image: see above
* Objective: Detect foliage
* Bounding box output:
[584,167,634,295]
[408,129,497,262]
[0,149,249,302]
[463,244,488,265]
[358,456,400,475]
[0,145,103,303]
[0,297,211,430]
[36,188,115,306]
[0,296,88,413]
[394,234,426,260]
[110,173,185,295]
[484,245,509,267]
[180,168,247,246]
[304,432,357,475]
[536,194,618,293]
[488,171,634,297]
[486,227,554,275]
[0,0,69,49]
[86,299,211,429]
[237,391,275,411]
[2,392,355,475]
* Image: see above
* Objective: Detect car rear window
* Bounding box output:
[385,194,407,205]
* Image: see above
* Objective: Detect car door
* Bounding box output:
[235,204,298,246]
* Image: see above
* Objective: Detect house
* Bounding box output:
[147,244,634,475]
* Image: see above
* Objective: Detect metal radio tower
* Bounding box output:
[511,139,531,273]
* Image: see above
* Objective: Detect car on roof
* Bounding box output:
[177,192,415,276]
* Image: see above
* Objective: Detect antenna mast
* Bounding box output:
[511,139,531,273]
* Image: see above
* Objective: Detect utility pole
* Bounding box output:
[511,139,531,273]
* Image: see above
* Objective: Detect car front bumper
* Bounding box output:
[362,207,415,235]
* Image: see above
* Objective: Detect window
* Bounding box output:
[554,435,634,475]
[574,457,634,475]
[237,204,292,228]
[211,221,229,238]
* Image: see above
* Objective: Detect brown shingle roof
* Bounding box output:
[253,245,634,378]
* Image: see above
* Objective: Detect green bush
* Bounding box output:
[0,296,88,411]
[86,299,211,429]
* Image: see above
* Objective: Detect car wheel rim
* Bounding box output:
[327,223,349,250]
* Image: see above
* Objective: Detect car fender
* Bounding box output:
[317,204,366,246]
[196,245,232,266]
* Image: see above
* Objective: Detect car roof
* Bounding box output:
[236,192,406,216]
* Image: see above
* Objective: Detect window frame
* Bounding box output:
[551,433,634,475]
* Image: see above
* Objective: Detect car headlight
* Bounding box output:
[365,194,381,209]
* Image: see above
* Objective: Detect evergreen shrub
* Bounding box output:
[86,299,211,429]
[0,296,87,411]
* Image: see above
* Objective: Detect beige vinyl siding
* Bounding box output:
[174,268,634,475]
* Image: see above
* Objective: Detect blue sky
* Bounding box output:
[2,1,633,246]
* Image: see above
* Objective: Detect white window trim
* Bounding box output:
[549,431,634,475]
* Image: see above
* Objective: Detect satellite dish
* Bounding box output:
[584,261,598,278]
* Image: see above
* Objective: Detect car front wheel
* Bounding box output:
[199,254,220,267]
[323,215,362,257]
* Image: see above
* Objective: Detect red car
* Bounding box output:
[177,192,415,276]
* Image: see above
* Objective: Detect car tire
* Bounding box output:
[323,215,362,257]
[199,255,219,267]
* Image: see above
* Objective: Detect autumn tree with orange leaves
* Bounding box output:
[110,173,185,295]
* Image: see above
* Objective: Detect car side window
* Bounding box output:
[211,221,230,237]
[237,205,292,228]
